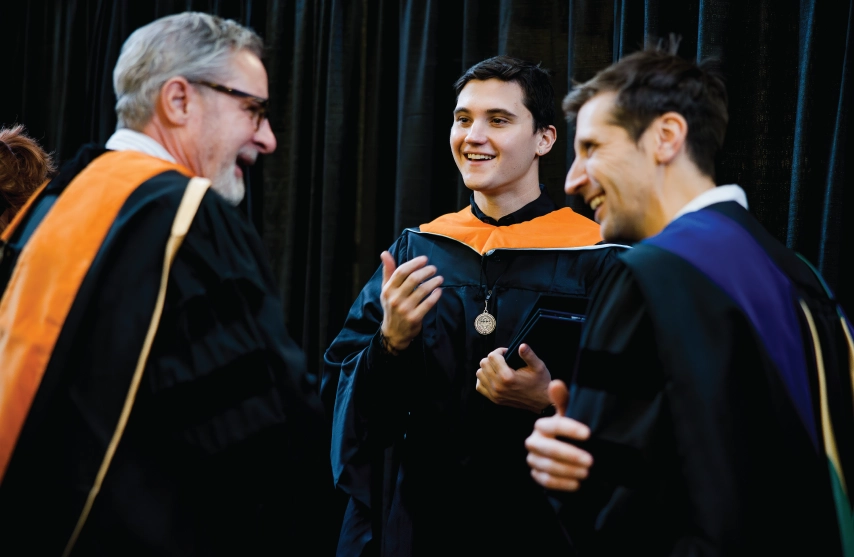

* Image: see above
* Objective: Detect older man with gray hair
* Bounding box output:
[0,12,333,556]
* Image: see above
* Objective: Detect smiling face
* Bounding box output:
[565,92,662,243]
[190,49,276,205]
[450,79,553,199]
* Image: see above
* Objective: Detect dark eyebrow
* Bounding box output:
[486,109,517,119]
[453,107,518,119]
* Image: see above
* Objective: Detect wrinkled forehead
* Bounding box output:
[221,49,270,98]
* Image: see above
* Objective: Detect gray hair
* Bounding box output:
[113,12,264,130]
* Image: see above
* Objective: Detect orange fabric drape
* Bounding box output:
[418,206,603,254]
[0,150,192,481]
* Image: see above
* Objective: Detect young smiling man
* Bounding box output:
[324,55,626,556]
[524,47,854,556]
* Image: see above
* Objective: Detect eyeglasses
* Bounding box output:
[189,80,269,130]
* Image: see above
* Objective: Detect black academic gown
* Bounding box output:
[0,146,335,556]
[324,191,627,556]
[557,201,853,556]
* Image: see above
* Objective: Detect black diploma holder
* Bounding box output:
[503,295,587,382]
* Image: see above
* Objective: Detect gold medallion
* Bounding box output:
[474,310,496,335]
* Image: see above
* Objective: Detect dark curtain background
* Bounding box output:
[3,0,852,380]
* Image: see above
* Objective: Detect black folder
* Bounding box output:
[503,295,587,380]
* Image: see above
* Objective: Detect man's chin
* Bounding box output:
[211,172,245,206]
[461,179,492,192]
[602,223,642,245]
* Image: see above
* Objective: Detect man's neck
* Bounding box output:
[140,120,193,171]
[472,182,542,221]
[651,162,717,235]
[106,128,176,163]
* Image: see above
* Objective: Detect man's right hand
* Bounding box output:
[379,251,443,353]
[525,380,593,491]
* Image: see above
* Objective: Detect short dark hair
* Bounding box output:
[454,55,556,133]
[563,45,728,179]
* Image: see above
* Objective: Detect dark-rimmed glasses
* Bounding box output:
[189,80,269,130]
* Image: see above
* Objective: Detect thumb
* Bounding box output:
[548,379,570,416]
[518,343,547,372]
[380,251,396,285]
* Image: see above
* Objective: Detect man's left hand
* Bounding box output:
[475,344,551,413]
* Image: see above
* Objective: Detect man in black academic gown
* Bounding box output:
[0,12,333,556]
[523,46,854,555]
[323,56,627,556]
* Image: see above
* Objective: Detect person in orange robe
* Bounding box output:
[323,55,627,556]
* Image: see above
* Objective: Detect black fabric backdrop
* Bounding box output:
[3,0,852,380]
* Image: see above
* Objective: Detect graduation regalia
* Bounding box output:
[0,146,332,556]
[559,200,854,556]
[323,192,627,556]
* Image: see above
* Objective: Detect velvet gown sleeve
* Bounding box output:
[128,190,336,556]
[321,233,423,509]
[553,258,676,555]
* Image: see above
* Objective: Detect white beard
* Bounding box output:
[211,165,245,206]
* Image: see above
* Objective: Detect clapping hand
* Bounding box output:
[379,251,443,353]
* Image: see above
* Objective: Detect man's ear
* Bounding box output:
[652,111,688,164]
[536,124,557,156]
[156,77,194,127]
